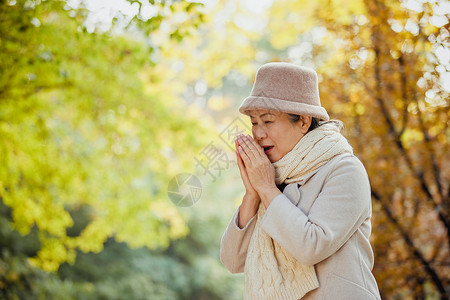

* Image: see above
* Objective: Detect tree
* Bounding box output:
[264,0,449,298]
[0,0,211,273]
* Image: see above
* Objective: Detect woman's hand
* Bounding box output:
[235,137,261,228]
[235,138,260,199]
[236,134,276,194]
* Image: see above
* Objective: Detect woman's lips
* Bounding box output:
[264,146,274,154]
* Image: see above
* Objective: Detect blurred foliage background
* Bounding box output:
[0,0,448,299]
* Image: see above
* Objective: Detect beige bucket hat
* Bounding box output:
[238,62,330,121]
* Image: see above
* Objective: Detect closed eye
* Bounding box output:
[251,121,272,125]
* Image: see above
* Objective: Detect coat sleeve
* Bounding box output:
[260,155,371,266]
[219,205,257,273]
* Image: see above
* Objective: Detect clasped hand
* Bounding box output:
[235,134,276,195]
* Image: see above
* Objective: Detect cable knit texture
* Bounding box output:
[273,121,353,185]
[244,121,353,300]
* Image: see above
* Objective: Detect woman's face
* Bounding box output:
[248,109,311,163]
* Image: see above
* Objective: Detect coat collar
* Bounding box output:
[280,153,354,207]
[283,182,301,206]
[281,169,318,206]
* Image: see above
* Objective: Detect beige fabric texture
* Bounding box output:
[238,62,329,121]
[220,152,381,299]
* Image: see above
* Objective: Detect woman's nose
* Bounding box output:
[253,127,267,140]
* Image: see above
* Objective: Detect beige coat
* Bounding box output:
[220,153,381,299]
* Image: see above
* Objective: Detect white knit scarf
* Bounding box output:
[244,121,353,300]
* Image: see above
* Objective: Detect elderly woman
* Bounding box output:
[220,62,381,300]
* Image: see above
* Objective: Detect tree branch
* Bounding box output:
[369,28,450,242]
[371,190,448,299]
[397,55,409,137]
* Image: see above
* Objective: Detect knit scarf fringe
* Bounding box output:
[244,121,353,300]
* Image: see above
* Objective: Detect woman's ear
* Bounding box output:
[299,116,312,134]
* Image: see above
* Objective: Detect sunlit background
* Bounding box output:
[0,0,449,299]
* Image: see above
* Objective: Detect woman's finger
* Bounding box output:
[236,140,250,172]
[245,134,265,156]
[236,136,251,162]
[238,135,257,161]
[238,145,251,165]
[240,134,263,159]
[236,140,257,193]
[235,140,245,171]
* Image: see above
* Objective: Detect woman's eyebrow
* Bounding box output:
[250,113,274,118]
